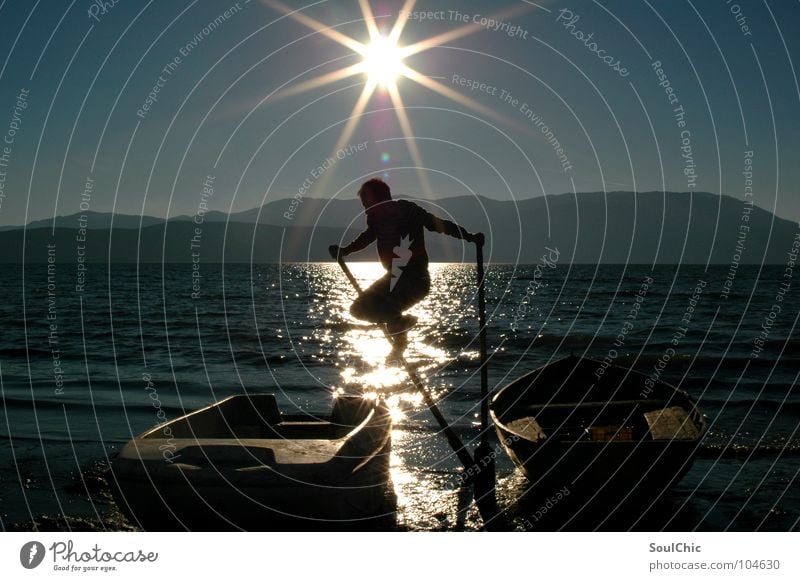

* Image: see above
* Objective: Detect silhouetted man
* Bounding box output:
[329,179,482,361]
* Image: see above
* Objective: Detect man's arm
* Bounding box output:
[420,207,474,240]
[336,225,376,256]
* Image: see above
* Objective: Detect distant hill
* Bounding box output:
[1,192,797,263]
[0,211,164,231]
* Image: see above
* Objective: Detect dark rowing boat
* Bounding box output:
[490,355,707,505]
[111,394,392,530]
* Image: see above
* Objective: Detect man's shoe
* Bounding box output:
[387,314,417,335]
[385,330,409,364]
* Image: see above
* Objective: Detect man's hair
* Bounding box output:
[358,178,391,202]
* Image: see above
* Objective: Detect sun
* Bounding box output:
[360,35,406,88]
[264,0,529,198]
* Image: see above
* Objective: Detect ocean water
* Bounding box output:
[1,262,798,531]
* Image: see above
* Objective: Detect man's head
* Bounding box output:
[358,178,391,210]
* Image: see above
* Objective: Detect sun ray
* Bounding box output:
[400,65,511,126]
[388,0,418,44]
[330,80,377,160]
[387,81,434,199]
[263,0,368,55]
[271,63,365,101]
[312,80,377,195]
[358,0,381,42]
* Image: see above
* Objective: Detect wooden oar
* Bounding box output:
[332,253,476,472]
[471,235,502,526]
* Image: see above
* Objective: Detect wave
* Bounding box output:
[0,432,128,444]
[616,353,796,372]
[498,333,604,350]
[699,398,800,413]
[698,442,800,459]
[0,395,187,415]
[0,347,51,358]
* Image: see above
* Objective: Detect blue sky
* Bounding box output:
[0,0,798,225]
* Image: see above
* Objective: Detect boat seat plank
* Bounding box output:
[645,406,700,440]
[506,417,547,441]
[526,399,666,410]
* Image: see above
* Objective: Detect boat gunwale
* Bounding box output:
[133,394,380,444]
[117,395,392,473]
[489,355,708,445]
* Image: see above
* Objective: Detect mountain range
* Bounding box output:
[1,191,796,264]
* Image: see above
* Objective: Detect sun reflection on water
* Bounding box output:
[308,261,487,529]
[323,262,458,398]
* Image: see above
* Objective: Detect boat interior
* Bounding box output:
[141,394,375,441]
[503,399,701,443]
[494,357,704,444]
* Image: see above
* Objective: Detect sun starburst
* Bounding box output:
[263,0,531,198]
[360,34,406,88]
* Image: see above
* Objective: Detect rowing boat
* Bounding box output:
[111,394,392,530]
[490,355,707,506]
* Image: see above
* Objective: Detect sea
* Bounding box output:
[1,262,798,531]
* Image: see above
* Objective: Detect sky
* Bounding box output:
[0,0,798,226]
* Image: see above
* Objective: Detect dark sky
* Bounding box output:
[0,0,798,225]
